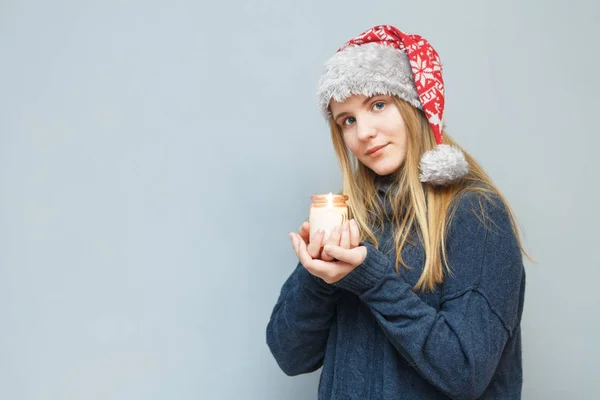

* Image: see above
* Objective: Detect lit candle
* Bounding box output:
[309,193,349,243]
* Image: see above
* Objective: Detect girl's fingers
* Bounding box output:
[293,233,317,269]
[292,232,361,283]
[323,245,367,268]
[326,225,342,247]
[350,219,360,248]
[299,221,310,244]
[339,221,350,249]
[294,235,341,281]
[321,225,341,261]
[307,229,325,259]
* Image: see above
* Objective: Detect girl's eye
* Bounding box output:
[373,101,385,111]
[343,116,356,126]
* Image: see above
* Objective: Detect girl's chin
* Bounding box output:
[369,160,402,176]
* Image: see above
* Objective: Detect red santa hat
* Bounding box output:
[317,24,469,185]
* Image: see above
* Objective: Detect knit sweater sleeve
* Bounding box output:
[332,192,526,400]
[266,262,341,376]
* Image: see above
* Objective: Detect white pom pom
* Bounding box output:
[419,144,469,185]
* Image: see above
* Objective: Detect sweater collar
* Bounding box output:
[374,174,397,217]
[374,174,395,196]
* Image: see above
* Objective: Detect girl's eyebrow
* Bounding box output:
[333,96,382,122]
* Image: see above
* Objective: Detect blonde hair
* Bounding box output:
[329,96,532,292]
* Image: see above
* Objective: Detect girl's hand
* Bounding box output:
[321,220,361,261]
[298,221,311,245]
[299,222,328,259]
[297,220,361,261]
[289,231,367,284]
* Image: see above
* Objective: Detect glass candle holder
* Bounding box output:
[309,193,349,242]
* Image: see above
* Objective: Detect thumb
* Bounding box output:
[323,245,367,267]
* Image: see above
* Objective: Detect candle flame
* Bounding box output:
[327,192,333,208]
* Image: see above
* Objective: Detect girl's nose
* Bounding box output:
[356,119,377,140]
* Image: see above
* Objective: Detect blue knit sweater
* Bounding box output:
[266,184,526,399]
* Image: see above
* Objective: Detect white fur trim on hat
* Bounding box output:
[317,42,422,119]
[419,144,469,185]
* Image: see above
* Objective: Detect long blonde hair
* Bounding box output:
[329,96,532,292]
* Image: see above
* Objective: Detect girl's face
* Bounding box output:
[330,94,408,176]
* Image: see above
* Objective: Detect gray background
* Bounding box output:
[1,0,598,399]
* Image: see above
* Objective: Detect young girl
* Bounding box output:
[266,25,528,399]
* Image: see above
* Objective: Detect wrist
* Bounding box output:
[332,242,388,296]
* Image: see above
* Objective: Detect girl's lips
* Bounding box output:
[366,144,388,157]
